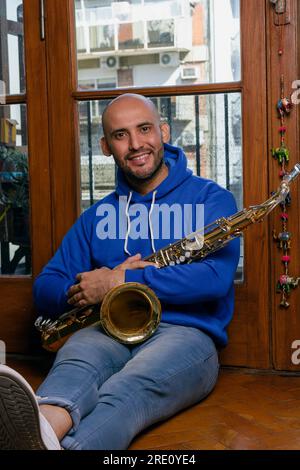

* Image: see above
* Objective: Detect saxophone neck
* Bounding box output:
[283,163,300,184]
[248,163,300,221]
[144,163,300,265]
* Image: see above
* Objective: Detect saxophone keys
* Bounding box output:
[34,316,58,333]
[34,316,44,332]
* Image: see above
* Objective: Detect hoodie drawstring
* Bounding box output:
[123,190,157,256]
[148,190,157,254]
[124,191,133,255]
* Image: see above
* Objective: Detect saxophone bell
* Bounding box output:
[37,283,161,352]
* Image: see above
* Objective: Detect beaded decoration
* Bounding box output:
[272,76,300,308]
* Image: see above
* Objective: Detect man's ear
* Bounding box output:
[100,136,111,156]
[160,122,170,143]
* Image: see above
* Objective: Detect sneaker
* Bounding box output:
[0,365,61,450]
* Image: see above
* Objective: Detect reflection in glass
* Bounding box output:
[0,104,31,275]
[79,100,112,209]
[0,0,25,95]
[147,20,174,48]
[78,93,243,279]
[90,24,115,52]
[119,22,144,50]
[75,0,240,90]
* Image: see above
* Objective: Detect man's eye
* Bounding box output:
[141,126,150,133]
[115,132,125,139]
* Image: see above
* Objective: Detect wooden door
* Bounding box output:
[0,0,52,352]
[5,0,299,370]
[267,0,300,371]
[44,0,270,368]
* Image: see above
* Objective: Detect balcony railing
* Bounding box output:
[76,1,187,26]
[77,16,191,55]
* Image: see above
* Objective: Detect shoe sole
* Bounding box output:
[0,368,46,450]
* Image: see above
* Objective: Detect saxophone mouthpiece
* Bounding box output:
[283,163,300,184]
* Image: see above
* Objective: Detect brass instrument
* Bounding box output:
[35,282,161,352]
[35,164,300,352]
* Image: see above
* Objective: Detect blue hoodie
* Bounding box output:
[34,144,240,347]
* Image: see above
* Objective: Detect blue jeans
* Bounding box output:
[37,322,219,450]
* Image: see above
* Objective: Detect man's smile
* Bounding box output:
[127,152,151,165]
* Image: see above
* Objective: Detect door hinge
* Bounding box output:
[40,0,45,40]
[270,0,291,25]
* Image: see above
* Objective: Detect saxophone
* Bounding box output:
[35,164,300,352]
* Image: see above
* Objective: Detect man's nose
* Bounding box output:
[128,132,143,151]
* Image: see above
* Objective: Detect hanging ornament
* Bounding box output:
[272,75,300,308]
[277,97,293,116]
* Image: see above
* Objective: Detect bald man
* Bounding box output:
[0,94,239,450]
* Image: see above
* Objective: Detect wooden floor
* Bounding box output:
[6,356,300,450]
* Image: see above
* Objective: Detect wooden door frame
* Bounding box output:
[44,0,80,251]
[220,0,269,368]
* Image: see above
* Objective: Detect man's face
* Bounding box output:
[101,97,170,181]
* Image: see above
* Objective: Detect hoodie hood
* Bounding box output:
[115,143,193,203]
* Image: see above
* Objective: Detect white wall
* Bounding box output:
[133,63,180,87]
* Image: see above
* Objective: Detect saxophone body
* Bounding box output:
[35,164,300,352]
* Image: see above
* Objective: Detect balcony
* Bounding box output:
[76,1,188,26]
[76,1,192,57]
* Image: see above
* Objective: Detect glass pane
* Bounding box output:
[148,19,174,48]
[75,0,240,91]
[0,1,25,95]
[78,92,243,280]
[118,22,144,50]
[0,104,31,275]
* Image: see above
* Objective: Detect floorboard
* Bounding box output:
[5,356,300,450]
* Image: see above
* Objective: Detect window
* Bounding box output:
[79,94,242,204]
[0,1,31,275]
[0,0,25,95]
[75,0,241,90]
[74,0,243,280]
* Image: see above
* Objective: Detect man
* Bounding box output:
[0,94,240,450]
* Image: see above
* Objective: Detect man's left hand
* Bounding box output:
[67,267,124,308]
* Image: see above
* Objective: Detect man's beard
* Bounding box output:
[124,151,164,184]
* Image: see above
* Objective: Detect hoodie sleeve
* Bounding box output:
[125,188,240,304]
[33,212,93,317]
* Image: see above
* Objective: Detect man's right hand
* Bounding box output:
[113,253,157,272]
[67,254,157,308]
